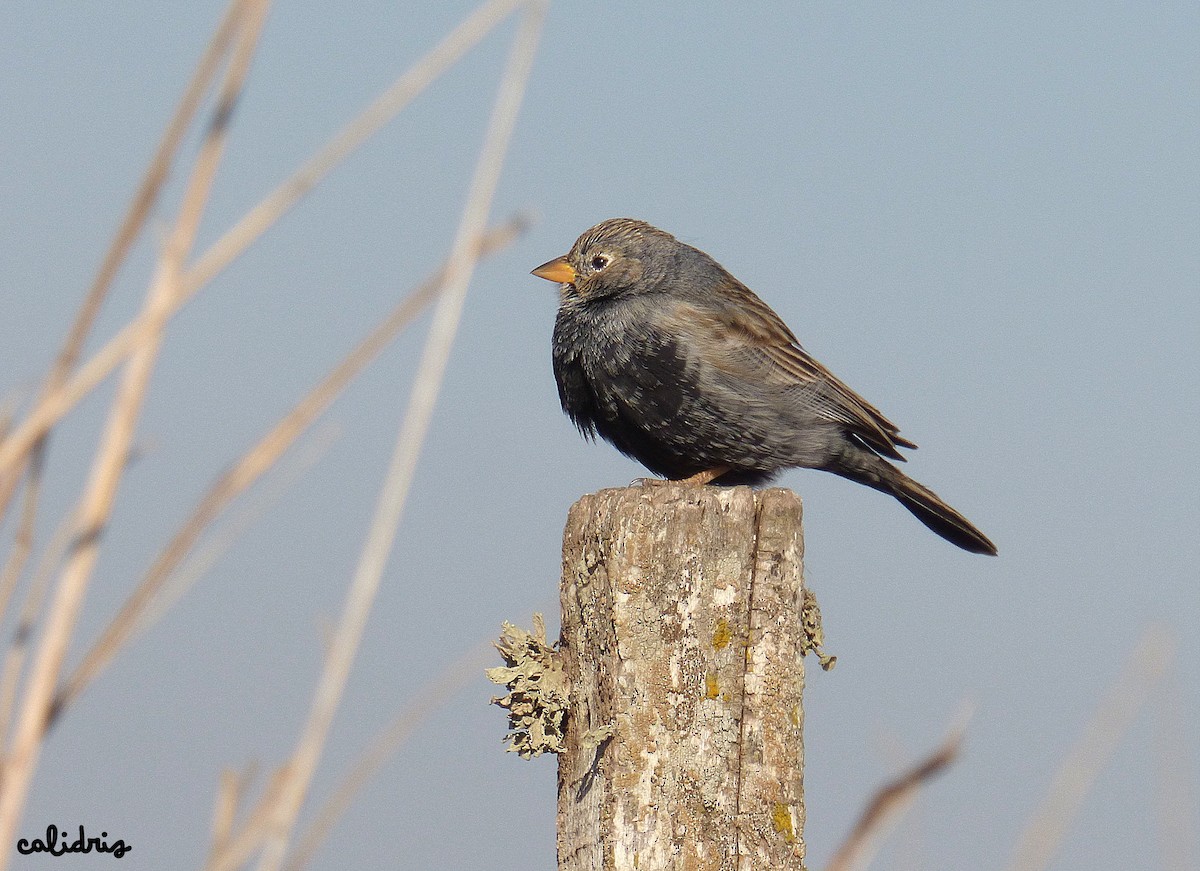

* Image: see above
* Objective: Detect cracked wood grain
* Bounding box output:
[558,485,805,871]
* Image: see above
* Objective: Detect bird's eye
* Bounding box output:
[590,254,610,271]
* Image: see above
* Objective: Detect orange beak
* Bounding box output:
[531,255,576,284]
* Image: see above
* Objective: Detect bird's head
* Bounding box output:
[531,218,678,301]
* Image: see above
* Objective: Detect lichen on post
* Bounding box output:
[556,484,808,871]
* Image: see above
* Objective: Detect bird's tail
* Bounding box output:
[829,451,997,555]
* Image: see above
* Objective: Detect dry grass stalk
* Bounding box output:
[135,425,340,635]
[208,767,254,863]
[0,0,248,526]
[0,0,525,486]
[0,451,44,625]
[246,6,546,869]
[0,2,273,859]
[206,766,295,871]
[51,0,251,386]
[50,217,526,724]
[0,0,247,622]
[183,0,527,295]
[284,639,498,871]
[1150,663,1199,871]
[0,507,79,746]
[872,729,930,871]
[0,0,540,863]
[825,721,965,871]
[70,423,335,729]
[999,627,1176,871]
[0,399,14,441]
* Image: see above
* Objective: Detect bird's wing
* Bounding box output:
[670,289,917,461]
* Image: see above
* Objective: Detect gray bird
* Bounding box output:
[532,218,996,555]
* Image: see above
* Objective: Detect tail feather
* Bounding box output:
[887,471,997,555]
[829,452,997,555]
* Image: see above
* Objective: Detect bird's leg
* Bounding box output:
[678,466,730,486]
[631,466,730,488]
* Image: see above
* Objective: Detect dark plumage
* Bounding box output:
[532,218,996,555]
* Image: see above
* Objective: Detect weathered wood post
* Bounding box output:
[556,484,808,870]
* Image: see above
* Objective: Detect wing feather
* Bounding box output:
[670,288,917,461]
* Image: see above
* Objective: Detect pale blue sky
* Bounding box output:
[1,3,1197,869]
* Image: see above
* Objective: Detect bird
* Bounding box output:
[531,218,996,555]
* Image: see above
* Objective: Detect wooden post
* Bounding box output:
[557,485,807,871]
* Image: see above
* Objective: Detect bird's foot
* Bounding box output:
[680,466,730,486]
[632,466,730,488]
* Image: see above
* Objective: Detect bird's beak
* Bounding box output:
[531,256,576,284]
